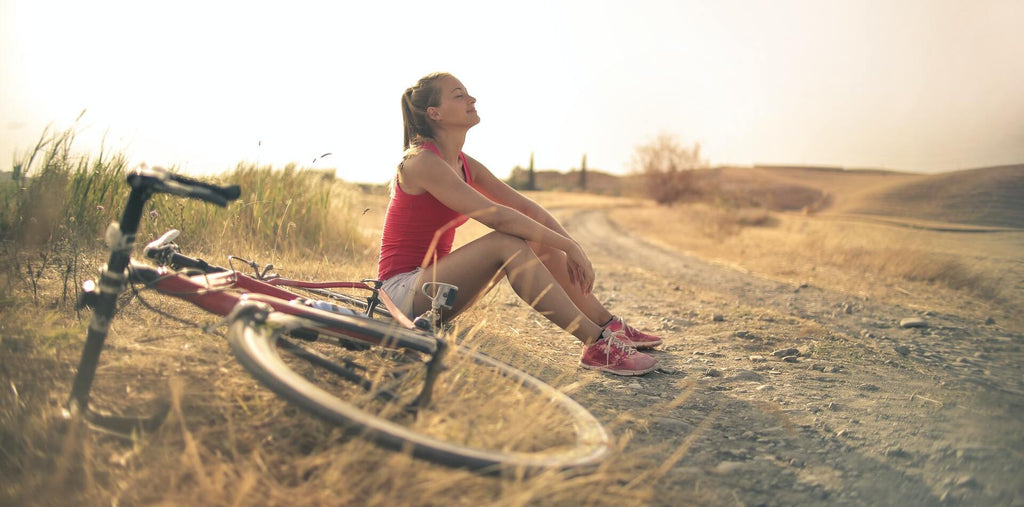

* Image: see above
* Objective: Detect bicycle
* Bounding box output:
[66,165,610,473]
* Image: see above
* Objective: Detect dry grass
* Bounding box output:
[611,202,1021,327]
[0,251,675,506]
[5,133,1019,504]
[1,165,667,505]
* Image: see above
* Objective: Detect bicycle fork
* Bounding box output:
[67,187,168,436]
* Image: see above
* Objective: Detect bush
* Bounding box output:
[630,133,708,205]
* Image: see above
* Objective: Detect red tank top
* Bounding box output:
[377,142,473,280]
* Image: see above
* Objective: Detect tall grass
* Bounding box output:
[0,127,657,507]
[1,124,371,305]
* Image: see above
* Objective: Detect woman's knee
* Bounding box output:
[528,240,563,264]
[482,231,531,253]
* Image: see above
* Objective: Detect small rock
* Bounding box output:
[885,446,910,458]
[900,318,928,329]
[756,384,774,391]
[984,317,995,325]
[773,348,799,358]
[954,475,981,489]
[712,313,725,322]
[725,369,765,382]
[627,381,643,390]
[749,355,767,363]
[704,368,723,378]
[857,383,880,392]
[893,344,911,356]
[810,363,826,372]
[652,417,689,431]
[782,355,799,363]
[711,461,745,474]
[825,365,843,373]
[735,330,751,338]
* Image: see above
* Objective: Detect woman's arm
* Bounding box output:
[401,152,593,293]
[463,154,573,237]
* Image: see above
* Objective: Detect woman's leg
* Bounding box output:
[410,231,604,344]
[528,241,614,325]
[529,241,664,349]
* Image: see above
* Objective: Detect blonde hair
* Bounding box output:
[400,72,452,150]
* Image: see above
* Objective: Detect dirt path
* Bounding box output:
[555,208,1024,505]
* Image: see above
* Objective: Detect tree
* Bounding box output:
[579,154,587,190]
[527,152,536,191]
[631,133,707,205]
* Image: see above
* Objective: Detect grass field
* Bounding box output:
[1,130,1021,504]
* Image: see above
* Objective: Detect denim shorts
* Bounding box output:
[380,267,422,319]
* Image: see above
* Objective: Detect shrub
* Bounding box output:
[630,133,707,205]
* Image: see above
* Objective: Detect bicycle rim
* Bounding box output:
[226,306,610,474]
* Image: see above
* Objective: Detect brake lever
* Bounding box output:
[143,229,181,257]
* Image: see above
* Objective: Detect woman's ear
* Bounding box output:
[427,106,441,122]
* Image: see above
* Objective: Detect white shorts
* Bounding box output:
[380,267,423,319]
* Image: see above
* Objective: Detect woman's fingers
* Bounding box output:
[576,263,591,296]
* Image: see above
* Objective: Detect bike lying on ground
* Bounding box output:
[66,165,610,473]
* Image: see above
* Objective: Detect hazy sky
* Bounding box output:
[3,0,1022,183]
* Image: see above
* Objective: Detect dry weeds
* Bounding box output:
[3,167,1021,505]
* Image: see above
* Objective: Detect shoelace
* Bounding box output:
[603,332,637,356]
[619,318,634,335]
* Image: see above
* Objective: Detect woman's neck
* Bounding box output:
[430,129,466,168]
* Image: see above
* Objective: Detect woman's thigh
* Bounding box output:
[411,231,532,316]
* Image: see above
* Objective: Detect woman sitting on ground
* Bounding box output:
[378,72,662,376]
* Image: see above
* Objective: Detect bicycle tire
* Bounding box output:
[225,302,610,473]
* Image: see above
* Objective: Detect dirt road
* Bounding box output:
[537,208,1024,505]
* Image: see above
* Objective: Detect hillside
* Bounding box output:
[510,164,1024,229]
[843,164,1024,229]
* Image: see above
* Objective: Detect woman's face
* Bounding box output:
[429,76,479,129]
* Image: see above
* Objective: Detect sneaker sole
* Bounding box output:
[580,362,658,376]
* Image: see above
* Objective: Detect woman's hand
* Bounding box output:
[564,241,595,295]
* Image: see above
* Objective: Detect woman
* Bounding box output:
[378,72,661,376]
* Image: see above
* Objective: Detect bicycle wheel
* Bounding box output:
[225,302,610,473]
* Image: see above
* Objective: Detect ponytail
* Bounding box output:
[400,72,451,150]
[401,88,418,150]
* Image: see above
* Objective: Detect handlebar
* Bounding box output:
[143,228,226,273]
[127,165,241,207]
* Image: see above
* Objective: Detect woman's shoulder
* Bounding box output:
[401,145,442,173]
[398,145,450,194]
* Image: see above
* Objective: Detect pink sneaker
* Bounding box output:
[580,328,658,376]
[606,316,663,349]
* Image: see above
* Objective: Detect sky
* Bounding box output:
[2,0,1023,184]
